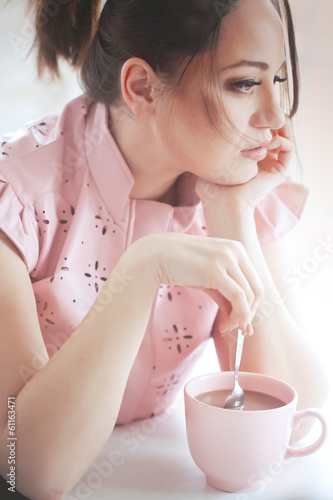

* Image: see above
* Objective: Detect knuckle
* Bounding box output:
[256,282,265,299]
[220,240,245,262]
[231,288,247,305]
[248,288,256,304]
[228,240,244,253]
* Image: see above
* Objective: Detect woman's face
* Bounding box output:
[154,0,287,186]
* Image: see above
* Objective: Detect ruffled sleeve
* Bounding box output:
[0,174,39,273]
[254,181,308,247]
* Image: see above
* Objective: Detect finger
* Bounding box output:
[266,135,283,152]
[264,135,294,172]
[226,263,256,309]
[202,289,243,334]
[219,317,240,335]
[237,260,264,319]
[266,134,293,153]
[277,115,294,141]
[204,288,232,316]
[213,273,252,332]
[268,117,295,168]
[218,316,253,336]
[226,244,264,319]
[205,288,255,335]
[277,136,294,168]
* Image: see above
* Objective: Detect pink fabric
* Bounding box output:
[0,95,308,423]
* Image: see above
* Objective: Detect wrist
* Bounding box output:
[114,235,161,294]
[204,206,256,240]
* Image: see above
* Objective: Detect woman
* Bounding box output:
[0,0,328,498]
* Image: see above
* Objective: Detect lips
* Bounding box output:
[240,140,271,162]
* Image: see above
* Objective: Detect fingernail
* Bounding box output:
[246,324,254,336]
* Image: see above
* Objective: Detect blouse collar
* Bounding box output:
[85,99,202,232]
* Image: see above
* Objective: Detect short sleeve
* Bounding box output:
[0,174,39,273]
[254,181,308,247]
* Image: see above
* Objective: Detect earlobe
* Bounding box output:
[121,58,158,118]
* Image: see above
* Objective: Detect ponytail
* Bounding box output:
[29,0,101,76]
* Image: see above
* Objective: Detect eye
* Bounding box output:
[274,75,287,84]
[230,79,263,94]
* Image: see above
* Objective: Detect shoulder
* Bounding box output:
[0,95,95,202]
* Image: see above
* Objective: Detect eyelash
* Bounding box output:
[231,75,287,94]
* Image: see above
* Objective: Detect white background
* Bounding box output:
[0,0,332,498]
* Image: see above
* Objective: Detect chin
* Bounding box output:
[215,159,258,185]
[239,164,259,184]
[227,170,258,186]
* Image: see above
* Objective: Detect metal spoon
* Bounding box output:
[224,329,245,410]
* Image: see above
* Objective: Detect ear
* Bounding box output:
[120,58,160,118]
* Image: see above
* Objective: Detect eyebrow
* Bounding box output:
[221,60,286,72]
[221,60,269,71]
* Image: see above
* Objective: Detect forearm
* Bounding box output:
[210,211,328,412]
[0,228,266,498]
[1,244,158,499]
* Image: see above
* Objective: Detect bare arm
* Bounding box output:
[0,233,158,500]
[200,122,328,440]
[212,227,328,413]
[0,231,262,499]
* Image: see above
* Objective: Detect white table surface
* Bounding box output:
[66,341,333,500]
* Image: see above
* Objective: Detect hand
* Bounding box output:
[243,117,295,208]
[137,233,264,334]
[196,117,295,215]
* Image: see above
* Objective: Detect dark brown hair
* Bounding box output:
[29,0,300,117]
[29,0,101,75]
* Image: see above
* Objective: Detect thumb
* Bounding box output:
[203,288,231,314]
[203,288,239,333]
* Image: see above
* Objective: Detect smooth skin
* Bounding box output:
[0,0,328,498]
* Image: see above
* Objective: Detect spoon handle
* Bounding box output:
[234,329,244,381]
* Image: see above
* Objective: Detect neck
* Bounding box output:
[108,105,180,204]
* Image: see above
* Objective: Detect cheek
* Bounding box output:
[222,97,253,138]
[170,102,235,166]
[155,91,248,174]
[162,100,210,154]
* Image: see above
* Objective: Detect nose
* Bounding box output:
[250,89,286,131]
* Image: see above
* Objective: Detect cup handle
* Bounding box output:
[285,408,327,459]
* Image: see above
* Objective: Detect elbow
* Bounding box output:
[13,479,67,500]
[15,483,68,500]
[4,463,73,500]
[39,489,67,500]
[0,436,80,500]
[30,490,66,500]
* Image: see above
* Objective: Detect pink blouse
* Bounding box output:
[0,95,308,423]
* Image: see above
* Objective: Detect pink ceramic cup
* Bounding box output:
[184,371,327,493]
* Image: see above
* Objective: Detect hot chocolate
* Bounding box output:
[196,389,284,411]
